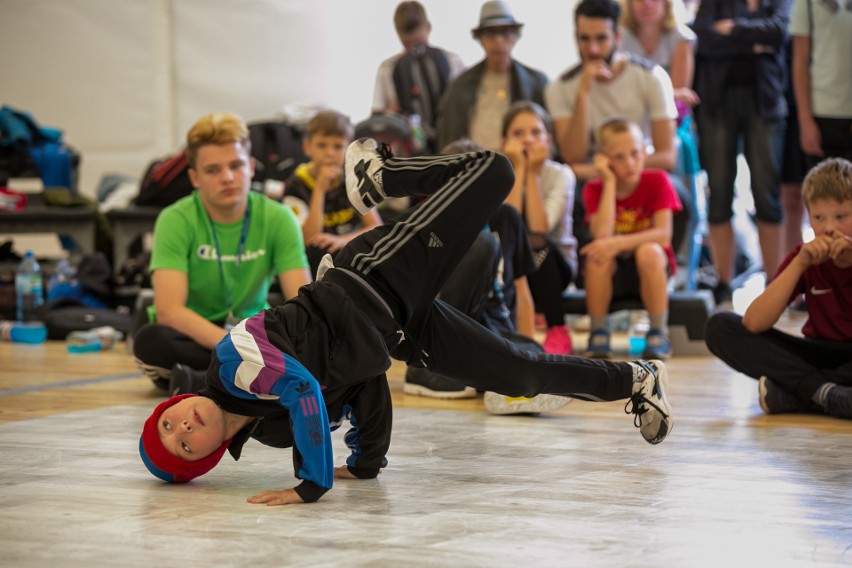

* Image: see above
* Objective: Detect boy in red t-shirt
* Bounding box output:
[581,117,682,359]
[706,158,852,420]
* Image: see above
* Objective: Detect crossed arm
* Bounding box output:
[742,232,852,332]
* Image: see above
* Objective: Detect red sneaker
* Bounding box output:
[543,325,572,355]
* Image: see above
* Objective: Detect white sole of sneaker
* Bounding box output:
[344,138,382,216]
[483,392,572,415]
[134,357,171,380]
[646,359,673,443]
[403,383,477,399]
[758,376,771,414]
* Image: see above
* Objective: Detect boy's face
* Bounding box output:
[504,111,550,151]
[188,142,254,215]
[158,396,228,461]
[303,133,348,169]
[808,198,852,237]
[601,130,646,185]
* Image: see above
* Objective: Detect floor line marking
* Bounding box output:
[0,372,143,396]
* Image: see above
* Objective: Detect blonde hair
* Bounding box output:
[596,116,643,150]
[305,110,354,141]
[620,0,677,34]
[802,158,852,207]
[186,112,250,168]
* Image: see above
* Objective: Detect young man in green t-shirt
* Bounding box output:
[133,112,311,393]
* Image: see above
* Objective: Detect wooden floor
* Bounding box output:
[1,313,851,567]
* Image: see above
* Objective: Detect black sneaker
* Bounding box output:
[134,357,171,391]
[625,359,673,444]
[404,366,476,399]
[169,363,208,396]
[713,281,733,308]
[820,383,852,420]
[758,376,805,414]
[344,137,391,215]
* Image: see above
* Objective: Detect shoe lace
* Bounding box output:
[624,382,670,428]
[378,142,394,160]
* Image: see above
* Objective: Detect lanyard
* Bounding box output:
[206,204,251,325]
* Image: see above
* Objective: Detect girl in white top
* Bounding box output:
[619,0,699,108]
[501,101,577,355]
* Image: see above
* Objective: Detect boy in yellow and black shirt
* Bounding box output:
[283,110,383,277]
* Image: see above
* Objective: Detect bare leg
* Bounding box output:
[781,182,804,253]
[636,243,669,315]
[757,221,783,282]
[584,258,616,319]
[708,220,735,283]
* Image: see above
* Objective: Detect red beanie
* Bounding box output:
[139,394,231,483]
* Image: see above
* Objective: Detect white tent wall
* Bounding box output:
[0,0,578,200]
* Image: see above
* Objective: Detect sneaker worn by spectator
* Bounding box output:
[642,328,672,359]
[483,392,572,415]
[169,363,208,396]
[404,365,477,399]
[758,376,806,414]
[585,329,613,359]
[625,359,673,444]
[542,325,572,355]
[135,357,171,391]
[815,383,852,420]
[713,281,733,311]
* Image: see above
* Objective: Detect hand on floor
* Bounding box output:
[247,488,305,506]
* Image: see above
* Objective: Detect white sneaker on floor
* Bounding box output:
[625,359,673,444]
[344,137,390,215]
[484,392,571,415]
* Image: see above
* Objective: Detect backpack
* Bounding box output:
[248,120,307,183]
[133,150,193,207]
[0,105,77,189]
[354,113,423,158]
[392,44,451,148]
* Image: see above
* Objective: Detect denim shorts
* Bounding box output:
[698,86,783,225]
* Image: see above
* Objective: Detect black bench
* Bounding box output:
[0,193,97,257]
[562,289,713,356]
[105,205,162,271]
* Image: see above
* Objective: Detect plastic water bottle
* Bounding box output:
[409,114,426,153]
[15,250,44,322]
[66,326,122,354]
[627,310,648,356]
[0,321,48,344]
[47,259,79,301]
